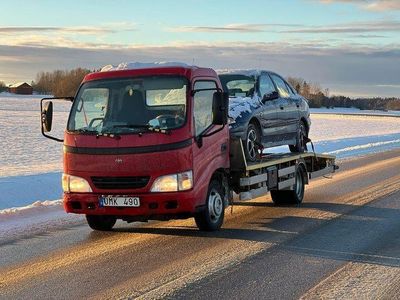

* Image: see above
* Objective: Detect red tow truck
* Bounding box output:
[41,63,337,231]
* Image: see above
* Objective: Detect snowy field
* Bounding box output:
[310,107,400,117]
[1,93,400,238]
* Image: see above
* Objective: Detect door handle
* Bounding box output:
[221,143,227,152]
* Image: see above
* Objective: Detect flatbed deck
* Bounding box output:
[229,138,338,201]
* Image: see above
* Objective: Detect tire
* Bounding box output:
[86,215,116,231]
[290,121,308,153]
[244,123,261,162]
[195,180,225,231]
[271,166,305,205]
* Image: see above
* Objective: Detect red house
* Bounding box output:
[9,82,33,95]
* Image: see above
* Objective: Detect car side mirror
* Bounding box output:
[262,91,279,102]
[212,91,229,125]
[41,101,53,132]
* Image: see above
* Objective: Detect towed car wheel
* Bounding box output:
[244,123,261,162]
[290,121,308,153]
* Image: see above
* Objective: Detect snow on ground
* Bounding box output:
[0,93,70,177]
[311,107,400,117]
[0,199,84,242]
[0,93,400,238]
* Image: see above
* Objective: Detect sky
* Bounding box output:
[0,0,399,98]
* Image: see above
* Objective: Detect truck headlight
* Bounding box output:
[62,174,92,193]
[151,170,193,192]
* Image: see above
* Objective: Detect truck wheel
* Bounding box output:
[195,180,225,231]
[86,215,116,231]
[271,166,305,205]
[244,123,261,162]
[290,121,308,153]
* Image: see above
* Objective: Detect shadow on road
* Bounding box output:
[105,195,400,268]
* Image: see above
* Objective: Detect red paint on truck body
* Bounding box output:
[63,66,230,218]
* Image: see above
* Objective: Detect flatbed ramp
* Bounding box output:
[229,139,337,202]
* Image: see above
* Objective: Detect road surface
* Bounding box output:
[1,149,400,299]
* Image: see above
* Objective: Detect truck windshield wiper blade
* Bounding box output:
[96,132,121,140]
[112,124,171,135]
[73,128,98,134]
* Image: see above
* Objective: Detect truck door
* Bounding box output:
[192,80,229,203]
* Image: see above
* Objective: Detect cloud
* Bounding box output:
[0,41,399,97]
[318,0,400,11]
[169,23,301,33]
[0,23,136,35]
[282,20,400,33]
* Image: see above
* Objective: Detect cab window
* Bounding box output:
[193,81,217,136]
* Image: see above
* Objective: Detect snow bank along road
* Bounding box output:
[1,149,400,299]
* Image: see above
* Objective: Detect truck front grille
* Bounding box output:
[91,176,150,190]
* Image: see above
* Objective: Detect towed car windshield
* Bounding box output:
[67,76,187,134]
[219,74,256,97]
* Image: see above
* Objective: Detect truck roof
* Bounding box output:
[83,62,218,83]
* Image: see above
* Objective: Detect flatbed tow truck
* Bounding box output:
[40,63,337,231]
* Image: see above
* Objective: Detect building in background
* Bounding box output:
[8,82,33,95]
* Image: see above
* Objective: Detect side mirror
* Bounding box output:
[212,91,229,125]
[40,96,73,142]
[41,101,53,132]
[262,90,279,102]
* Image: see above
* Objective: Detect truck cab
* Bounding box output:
[41,64,230,231]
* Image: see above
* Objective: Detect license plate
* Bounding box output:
[100,196,140,207]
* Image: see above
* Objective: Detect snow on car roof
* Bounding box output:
[217,69,272,77]
[100,62,192,72]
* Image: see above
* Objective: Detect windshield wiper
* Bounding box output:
[72,128,98,134]
[96,132,121,140]
[111,124,171,135]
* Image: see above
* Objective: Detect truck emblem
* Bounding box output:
[115,158,123,164]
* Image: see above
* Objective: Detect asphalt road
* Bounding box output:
[1,149,400,300]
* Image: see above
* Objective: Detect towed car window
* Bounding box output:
[219,75,255,97]
[271,74,290,98]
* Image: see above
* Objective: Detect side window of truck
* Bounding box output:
[193,80,217,136]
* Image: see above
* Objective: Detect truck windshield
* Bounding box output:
[67,76,187,134]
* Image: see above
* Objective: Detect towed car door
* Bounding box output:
[270,73,298,143]
[257,73,279,146]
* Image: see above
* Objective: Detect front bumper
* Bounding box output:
[64,190,199,218]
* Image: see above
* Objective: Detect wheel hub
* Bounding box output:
[208,189,223,222]
[247,129,257,160]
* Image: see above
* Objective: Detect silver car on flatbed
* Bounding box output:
[218,70,311,161]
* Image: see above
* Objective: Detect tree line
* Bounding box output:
[32,68,92,97]
[287,77,400,111]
